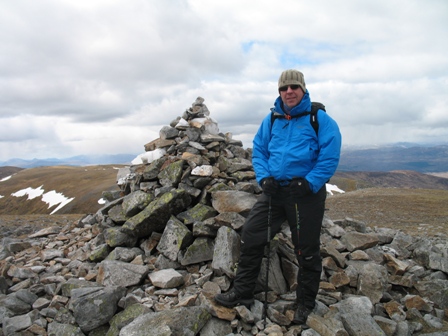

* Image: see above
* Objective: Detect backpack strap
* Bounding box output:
[270,102,326,135]
[310,102,325,135]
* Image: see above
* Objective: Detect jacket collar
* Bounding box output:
[274,91,311,117]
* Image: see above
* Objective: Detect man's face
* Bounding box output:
[279,85,304,108]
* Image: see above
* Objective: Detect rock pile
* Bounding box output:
[1,97,448,335]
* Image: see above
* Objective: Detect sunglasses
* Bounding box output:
[279,84,300,92]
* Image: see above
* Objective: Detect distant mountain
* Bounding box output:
[338,144,448,173]
[1,143,447,172]
[332,170,448,191]
[0,154,137,168]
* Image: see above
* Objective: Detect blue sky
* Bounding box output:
[1,0,447,162]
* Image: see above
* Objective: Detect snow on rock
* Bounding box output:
[131,148,166,165]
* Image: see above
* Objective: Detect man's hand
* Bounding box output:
[261,177,278,195]
[289,178,311,198]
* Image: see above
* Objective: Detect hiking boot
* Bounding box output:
[292,303,312,325]
[214,289,254,308]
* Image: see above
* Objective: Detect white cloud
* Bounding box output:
[1,0,447,161]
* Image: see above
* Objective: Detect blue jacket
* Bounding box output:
[252,91,342,193]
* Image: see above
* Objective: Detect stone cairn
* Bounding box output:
[1,97,447,336]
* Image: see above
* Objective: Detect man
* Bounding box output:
[214,69,342,325]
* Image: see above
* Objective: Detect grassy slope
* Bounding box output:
[0,165,123,215]
[1,165,448,237]
[326,188,448,237]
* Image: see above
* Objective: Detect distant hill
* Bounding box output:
[1,165,447,216]
[1,143,447,172]
[331,170,448,191]
[0,166,24,180]
[338,144,448,173]
[0,165,122,215]
[0,154,137,168]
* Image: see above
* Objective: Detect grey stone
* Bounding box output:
[177,203,218,225]
[122,190,154,217]
[157,215,193,261]
[340,232,379,252]
[181,237,215,266]
[149,268,184,289]
[340,312,386,336]
[123,189,191,238]
[2,313,33,335]
[307,313,348,336]
[106,247,141,262]
[214,211,246,230]
[374,315,397,336]
[212,226,240,278]
[103,227,138,248]
[159,125,179,140]
[0,293,31,315]
[211,190,257,216]
[158,160,184,187]
[47,321,86,336]
[357,263,388,304]
[257,252,288,295]
[119,306,211,336]
[108,303,151,336]
[70,286,126,332]
[97,260,148,287]
[200,317,233,336]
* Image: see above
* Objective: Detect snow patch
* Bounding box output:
[42,190,75,215]
[11,185,45,199]
[11,186,74,214]
[131,148,166,165]
[326,183,345,195]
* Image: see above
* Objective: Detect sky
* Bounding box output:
[1,0,447,162]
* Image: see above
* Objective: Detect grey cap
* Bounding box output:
[278,69,306,92]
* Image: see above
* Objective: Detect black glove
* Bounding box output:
[289,178,311,198]
[261,177,278,195]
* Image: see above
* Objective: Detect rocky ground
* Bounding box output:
[326,187,448,238]
[0,214,82,239]
[2,190,448,335]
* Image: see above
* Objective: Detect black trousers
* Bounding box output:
[233,185,326,309]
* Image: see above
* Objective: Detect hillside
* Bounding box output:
[0,166,24,179]
[331,170,448,191]
[326,171,448,236]
[2,165,448,216]
[325,188,448,237]
[0,165,122,215]
[1,165,448,238]
[338,144,448,172]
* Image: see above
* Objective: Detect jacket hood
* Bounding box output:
[273,90,312,117]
